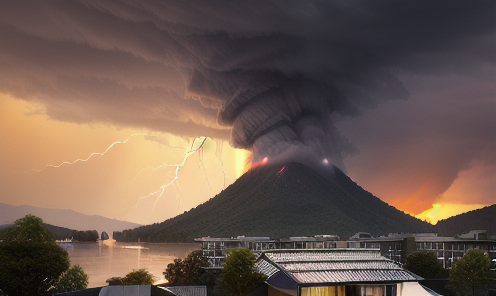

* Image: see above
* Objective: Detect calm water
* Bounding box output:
[58,242,200,288]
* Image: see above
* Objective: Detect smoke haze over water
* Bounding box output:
[1,1,495,179]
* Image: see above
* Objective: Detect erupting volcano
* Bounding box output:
[114,162,434,242]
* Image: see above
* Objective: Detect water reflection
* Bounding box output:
[58,242,200,288]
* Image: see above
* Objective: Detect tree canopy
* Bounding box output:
[447,249,491,296]
[163,250,213,286]
[53,265,89,293]
[2,214,54,242]
[107,269,154,286]
[403,251,444,279]
[222,249,267,296]
[0,215,70,296]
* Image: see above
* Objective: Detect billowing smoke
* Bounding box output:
[1,0,494,173]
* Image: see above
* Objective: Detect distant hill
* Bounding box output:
[114,163,434,242]
[435,204,496,237]
[0,204,141,237]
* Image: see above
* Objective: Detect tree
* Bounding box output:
[447,249,491,296]
[2,214,54,242]
[221,249,267,296]
[53,265,89,293]
[0,215,70,296]
[106,277,125,286]
[124,269,155,285]
[163,250,213,286]
[107,269,154,286]
[403,251,444,279]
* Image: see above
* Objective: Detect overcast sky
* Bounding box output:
[1,0,495,225]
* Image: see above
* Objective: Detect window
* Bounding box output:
[301,286,345,296]
[346,285,396,296]
[300,285,395,296]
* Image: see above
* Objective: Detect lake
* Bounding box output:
[58,242,200,288]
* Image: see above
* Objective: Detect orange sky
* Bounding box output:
[1,92,493,225]
[0,93,241,225]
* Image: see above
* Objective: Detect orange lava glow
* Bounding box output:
[415,203,487,224]
[249,156,269,171]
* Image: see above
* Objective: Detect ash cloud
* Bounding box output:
[1,0,495,173]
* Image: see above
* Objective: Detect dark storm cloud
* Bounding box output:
[1,0,495,172]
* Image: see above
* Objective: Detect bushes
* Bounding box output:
[106,269,154,286]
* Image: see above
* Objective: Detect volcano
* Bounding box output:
[114,163,434,242]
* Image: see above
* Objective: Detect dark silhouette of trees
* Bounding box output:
[221,249,266,296]
[106,269,154,286]
[447,249,492,296]
[72,230,98,242]
[0,215,70,296]
[403,251,444,279]
[163,250,214,286]
[124,269,155,285]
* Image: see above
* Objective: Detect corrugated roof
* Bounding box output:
[163,286,207,296]
[257,250,422,284]
[255,259,280,278]
[280,260,402,272]
[265,250,382,262]
[291,269,419,283]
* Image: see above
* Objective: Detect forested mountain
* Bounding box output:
[114,163,434,242]
[435,205,496,237]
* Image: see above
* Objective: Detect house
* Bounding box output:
[255,249,439,296]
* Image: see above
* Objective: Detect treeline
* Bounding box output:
[114,163,434,243]
[43,224,98,242]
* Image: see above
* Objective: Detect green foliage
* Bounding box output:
[221,249,267,296]
[3,214,54,242]
[403,251,444,279]
[0,215,70,296]
[124,269,155,285]
[447,249,491,296]
[107,268,154,286]
[53,265,89,293]
[163,250,214,286]
[106,277,126,286]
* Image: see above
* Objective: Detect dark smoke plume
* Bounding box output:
[1,0,494,173]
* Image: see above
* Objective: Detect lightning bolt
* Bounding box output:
[25,133,145,173]
[133,137,208,211]
[215,138,227,188]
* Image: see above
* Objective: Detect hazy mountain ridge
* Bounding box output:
[114,163,435,242]
[0,203,141,236]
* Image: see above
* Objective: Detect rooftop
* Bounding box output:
[256,249,422,284]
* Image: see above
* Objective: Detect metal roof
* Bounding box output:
[257,250,422,284]
[265,250,382,262]
[291,269,419,283]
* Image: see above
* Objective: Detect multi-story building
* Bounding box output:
[195,235,342,268]
[197,230,496,269]
[347,230,496,268]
